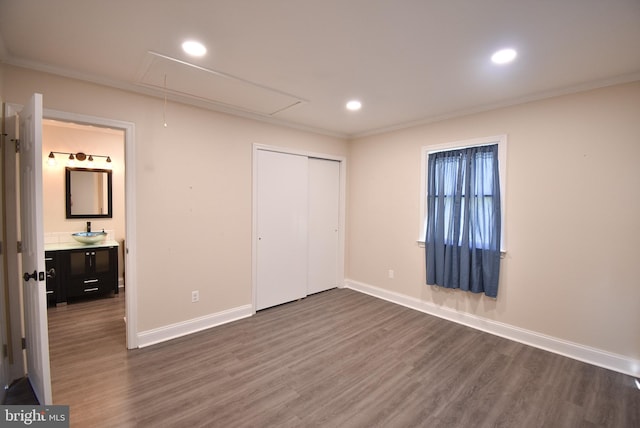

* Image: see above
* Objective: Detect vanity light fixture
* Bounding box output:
[47,151,112,168]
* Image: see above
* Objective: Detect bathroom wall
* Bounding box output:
[42,121,126,282]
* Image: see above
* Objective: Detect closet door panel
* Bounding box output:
[307,158,340,294]
[256,150,308,310]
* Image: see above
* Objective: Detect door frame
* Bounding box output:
[43,108,138,349]
[1,110,25,384]
[251,144,346,313]
[7,104,138,349]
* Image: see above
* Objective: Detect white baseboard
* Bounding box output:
[137,304,253,348]
[345,279,640,378]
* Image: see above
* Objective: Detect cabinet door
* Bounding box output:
[44,252,58,306]
[69,251,87,276]
[94,249,111,273]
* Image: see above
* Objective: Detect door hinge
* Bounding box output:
[17,241,23,254]
[21,337,26,350]
[13,138,20,153]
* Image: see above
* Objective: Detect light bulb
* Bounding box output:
[491,48,517,65]
[182,40,207,57]
[346,100,362,111]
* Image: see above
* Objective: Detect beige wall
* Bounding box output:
[2,65,348,332]
[347,81,640,360]
[42,122,126,280]
[3,62,639,363]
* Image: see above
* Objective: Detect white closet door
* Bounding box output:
[256,150,308,310]
[307,158,340,294]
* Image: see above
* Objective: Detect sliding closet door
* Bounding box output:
[307,158,340,294]
[256,150,308,310]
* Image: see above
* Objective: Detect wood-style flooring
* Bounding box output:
[47,289,639,427]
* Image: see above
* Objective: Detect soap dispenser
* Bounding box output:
[87,221,91,233]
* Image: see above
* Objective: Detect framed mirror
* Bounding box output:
[65,167,113,218]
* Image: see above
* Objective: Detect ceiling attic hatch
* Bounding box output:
[137,51,307,116]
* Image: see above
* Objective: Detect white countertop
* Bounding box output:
[45,240,120,252]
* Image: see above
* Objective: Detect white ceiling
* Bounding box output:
[1,0,639,138]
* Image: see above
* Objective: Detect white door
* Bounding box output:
[256,150,308,310]
[307,158,340,294]
[18,93,53,405]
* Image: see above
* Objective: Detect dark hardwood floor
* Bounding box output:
[46,288,639,427]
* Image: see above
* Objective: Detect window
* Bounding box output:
[420,135,506,297]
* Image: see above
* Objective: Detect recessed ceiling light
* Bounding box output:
[182,40,207,57]
[346,100,362,111]
[491,48,517,65]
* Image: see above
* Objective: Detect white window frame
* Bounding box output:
[419,134,507,252]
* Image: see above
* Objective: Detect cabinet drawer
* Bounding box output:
[45,252,58,306]
[67,274,115,298]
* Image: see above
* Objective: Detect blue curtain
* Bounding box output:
[425,144,501,297]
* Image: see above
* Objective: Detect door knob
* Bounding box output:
[23,270,37,282]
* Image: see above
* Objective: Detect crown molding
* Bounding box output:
[1,57,347,139]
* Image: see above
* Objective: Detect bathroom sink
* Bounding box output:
[72,231,107,244]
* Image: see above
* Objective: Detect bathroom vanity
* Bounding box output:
[45,240,119,305]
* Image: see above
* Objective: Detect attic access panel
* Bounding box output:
[138,51,306,116]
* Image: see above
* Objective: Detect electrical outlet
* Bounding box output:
[191,290,199,303]
[388,269,394,279]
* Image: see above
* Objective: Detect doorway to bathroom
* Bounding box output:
[42,118,125,292]
[40,109,137,351]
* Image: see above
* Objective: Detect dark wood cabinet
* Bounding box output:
[45,252,59,307]
[45,244,119,303]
